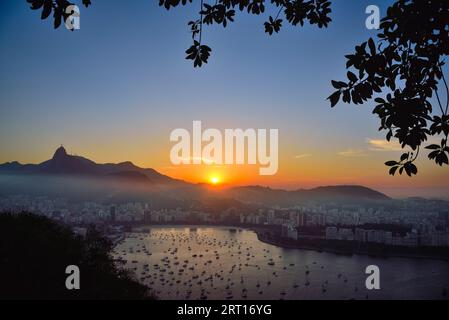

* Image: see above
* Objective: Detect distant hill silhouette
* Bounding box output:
[0,146,183,185]
[226,185,390,206]
[0,147,390,205]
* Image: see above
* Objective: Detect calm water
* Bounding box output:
[113,226,449,300]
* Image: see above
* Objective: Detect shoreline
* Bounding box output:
[254,232,449,262]
[123,223,449,262]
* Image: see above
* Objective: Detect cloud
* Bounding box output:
[367,139,403,152]
[338,138,403,158]
[294,154,312,159]
[175,156,216,165]
[337,149,367,157]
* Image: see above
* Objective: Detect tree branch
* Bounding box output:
[441,70,449,115]
[199,0,204,44]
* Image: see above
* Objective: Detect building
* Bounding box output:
[325,226,338,240]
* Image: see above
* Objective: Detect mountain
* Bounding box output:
[105,171,154,185]
[225,185,390,205]
[0,147,390,205]
[0,146,183,185]
[302,185,389,200]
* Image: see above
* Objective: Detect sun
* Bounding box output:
[210,176,220,185]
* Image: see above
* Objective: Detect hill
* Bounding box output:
[0,212,153,299]
[0,147,391,206]
[225,185,390,206]
[0,146,184,185]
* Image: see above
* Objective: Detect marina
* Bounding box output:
[113,226,449,300]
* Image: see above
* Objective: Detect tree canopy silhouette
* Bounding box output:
[328,0,449,176]
[27,0,332,66]
[0,212,153,299]
[27,0,90,28]
[25,0,449,175]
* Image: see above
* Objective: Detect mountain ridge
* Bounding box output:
[0,147,391,203]
[225,184,390,205]
[0,146,184,185]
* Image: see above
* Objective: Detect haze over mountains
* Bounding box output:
[0,146,181,185]
[225,185,389,206]
[0,147,390,207]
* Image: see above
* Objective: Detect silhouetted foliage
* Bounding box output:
[26,0,332,66]
[25,1,449,176]
[162,0,332,66]
[0,212,153,299]
[26,0,89,29]
[328,0,449,176]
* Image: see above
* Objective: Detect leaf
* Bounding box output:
[374,98,385,104]
[403,163,411,176]
[264,22,273,35]
[385,161,398,166]
[435,152,449,166]
[368,38,376,55]
[342,90,351,103]
[327,91,341,108]
[428,150,440,160]
[331,80,347,89]
[389,166,398,176]
[54,11,62,29]
[409,163,418,175]
[28,0,44,10]
[347,71,357,83]
[41,0,52,19]
[264,17,282,35]
[402,162,417,177]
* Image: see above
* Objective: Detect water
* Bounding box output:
[113,226,449,300]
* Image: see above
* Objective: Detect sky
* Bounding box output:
[0,0,448,198]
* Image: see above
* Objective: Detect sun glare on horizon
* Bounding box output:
[210,176,220,185]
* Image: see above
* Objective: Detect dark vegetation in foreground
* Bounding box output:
[0,212,153,300]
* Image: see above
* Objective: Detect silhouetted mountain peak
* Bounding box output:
[117,161,137,170]
[52,146,68,160]
[0,146,185,186]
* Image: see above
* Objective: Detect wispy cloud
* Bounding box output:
[294,154,312,159]
[337,149,367,157]
[367,139,403,152]
[175,156,216,165]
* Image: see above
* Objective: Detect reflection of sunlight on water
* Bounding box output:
[113,226,449,300]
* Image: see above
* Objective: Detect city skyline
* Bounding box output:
[1,0,449,303]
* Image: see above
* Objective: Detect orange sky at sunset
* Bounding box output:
[1,0,448,200]
[2,140,447,199]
